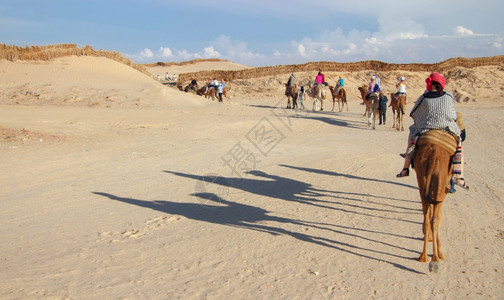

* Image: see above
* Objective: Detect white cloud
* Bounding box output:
[454,26,474,36]
[203,46,221,58]
[157,47,173,58]
[297,44,306,57]
[140,48,153,58]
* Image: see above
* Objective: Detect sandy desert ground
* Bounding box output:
[1,56,504,299]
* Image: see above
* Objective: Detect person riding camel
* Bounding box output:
[361,76,379,104]
[210,78,219,89]
[286,72,296,96]
[396,72,460,178]
[190,78,198,91]
[335,75,344,94]
[319,69,326,85]
[395,76,407,103]
[373,73,381,90]
[312,71,325,95]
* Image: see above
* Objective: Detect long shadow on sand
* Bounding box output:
[247,104,369,130]
[165,170,421,225]
[94,190,423,274]
[279,164,419,191]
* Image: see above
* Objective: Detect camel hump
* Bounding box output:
[417,130,458,154]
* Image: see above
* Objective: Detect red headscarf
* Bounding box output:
[425,72,446,91]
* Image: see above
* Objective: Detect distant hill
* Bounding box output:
[176,56,504,84]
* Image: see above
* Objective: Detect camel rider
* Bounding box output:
[373,73,381,90]
[312,71,325,95]
[335,75,344,94]
[286,72,296,95]
[395,76,407,103]
[362,76,378,104]
[319,69,326,86]
[210,78,219,89]
[190,78,198,91]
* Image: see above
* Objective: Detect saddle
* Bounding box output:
[417,130,458,155]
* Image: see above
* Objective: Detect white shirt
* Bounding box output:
[398,82,406,93]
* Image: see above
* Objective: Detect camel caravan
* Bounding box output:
[179,77,230,102]
[285,71,407,132]
[285,71,347,112]
[178,70,409,132]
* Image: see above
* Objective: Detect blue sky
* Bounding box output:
[1,0,503,66]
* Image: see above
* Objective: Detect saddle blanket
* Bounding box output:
[417,130,458,155]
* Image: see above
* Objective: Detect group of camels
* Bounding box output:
[285,83,347,112]
[285,81,406,132]
[356,85,407,131]
[180,82,230,101]
[287,79,457,274]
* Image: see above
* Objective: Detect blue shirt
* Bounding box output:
[337,78,344,86]
[373,83,380,92]
[218,82,226,93]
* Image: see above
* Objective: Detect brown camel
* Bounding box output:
[358,85,379,129]
[390,93,407,131]
[198,86,230,101]
[414,129,458,273]
[329,86,348,112]
[285,84,299,109]
[184,82,198,94]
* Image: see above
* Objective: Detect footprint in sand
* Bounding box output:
[98,215,181,243]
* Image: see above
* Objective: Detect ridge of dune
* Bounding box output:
[0,55,204,108]
[0,43,150,77]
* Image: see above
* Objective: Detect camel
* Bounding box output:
[329,86,348,112]
[198,86,231,101]
[307,84,326,111]
[413,129,458,273]
[184,82,198,94]
[358,85,379,129]
[285,84,299,109]
[390,93,407,131]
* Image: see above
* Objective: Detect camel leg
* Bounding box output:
[436,204,446,260]
[373,111,376,129]
[418,203,432,262]
[429,202,444,273]
[331,101,335,112]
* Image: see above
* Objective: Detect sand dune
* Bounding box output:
[1,55,503,299]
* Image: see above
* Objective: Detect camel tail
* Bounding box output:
[424,154,444,204]
[343,90,347,102]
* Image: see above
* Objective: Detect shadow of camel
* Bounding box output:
[93,190,423,274]
[279,164,419,192]
[247,104,367,130]
[165,170,421,225]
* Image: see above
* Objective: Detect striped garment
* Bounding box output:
[408,91,460,140]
